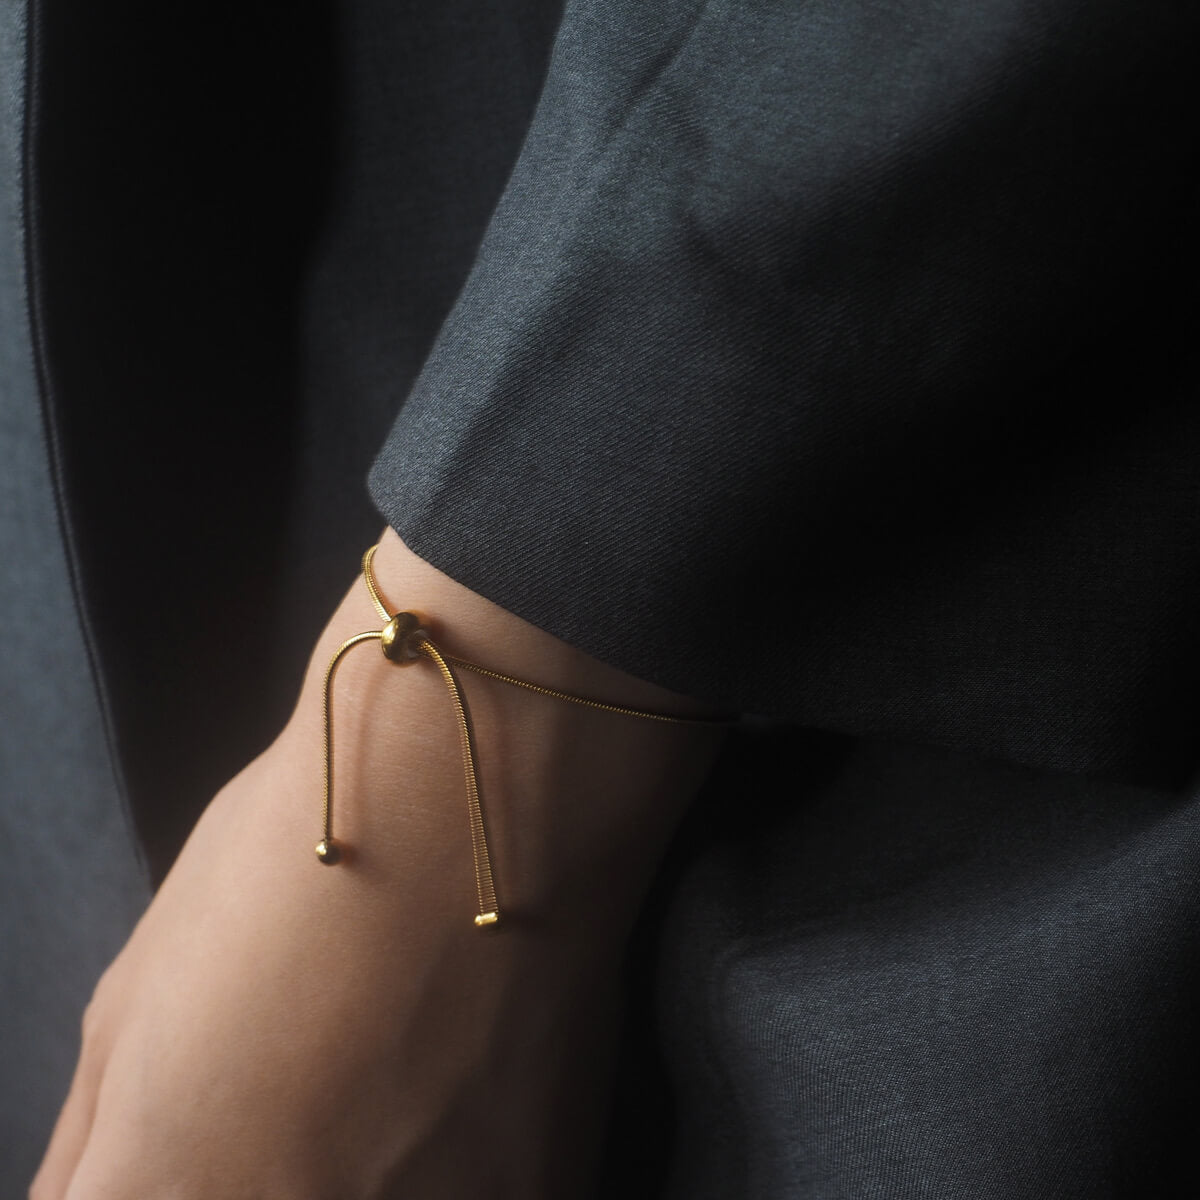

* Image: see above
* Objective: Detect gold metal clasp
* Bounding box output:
[380,612,428,663]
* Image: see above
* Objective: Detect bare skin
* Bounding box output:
[31,530,725,1199]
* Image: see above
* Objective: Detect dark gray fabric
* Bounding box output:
[604,730,1200,1197]
[23,0,563,877]
[0,2,149,1186]
[370,0,1200,790]
[658,733,1200,1198]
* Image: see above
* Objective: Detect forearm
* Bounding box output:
[34,531,725,1199]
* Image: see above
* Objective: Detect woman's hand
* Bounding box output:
[31,531,724,1199]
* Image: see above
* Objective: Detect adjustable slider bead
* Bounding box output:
[315,839,341,865]
[380,612,428,664]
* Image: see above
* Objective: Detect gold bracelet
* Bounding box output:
[318,545,729,929]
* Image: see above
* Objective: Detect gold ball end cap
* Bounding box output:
[315,839,341,865]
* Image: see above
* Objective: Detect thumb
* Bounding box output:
[29,1017,106,1200]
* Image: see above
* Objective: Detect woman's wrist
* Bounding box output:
[281,528,726,937]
